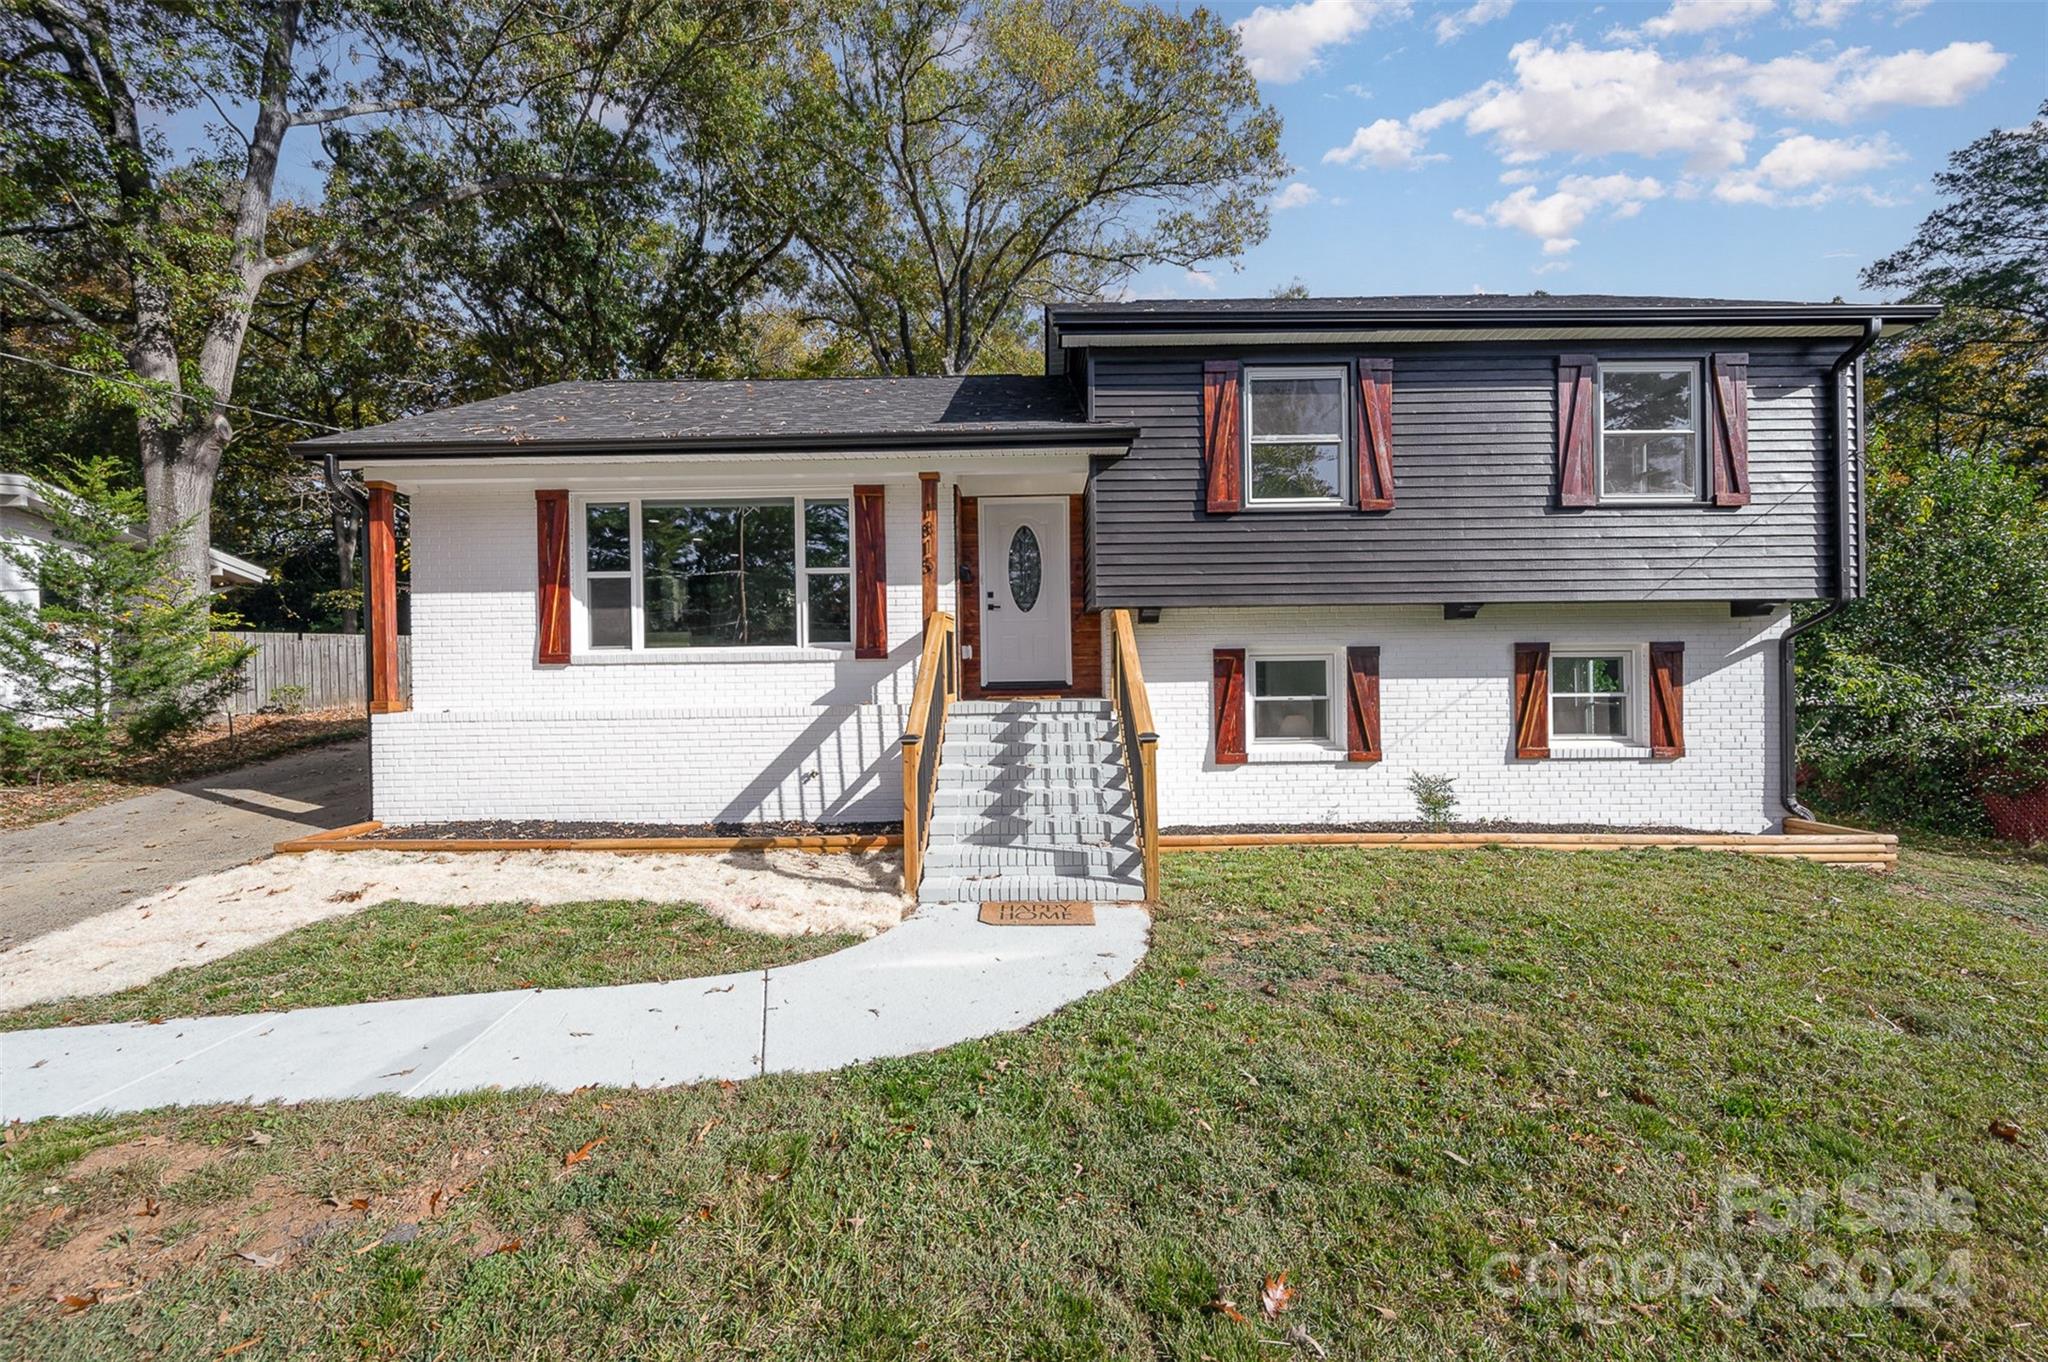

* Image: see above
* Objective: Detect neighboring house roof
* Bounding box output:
[0,472,268,590]
[298,374,1133,460]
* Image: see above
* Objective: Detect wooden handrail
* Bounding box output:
[900,611,957,896]
[1105,609,1162,901]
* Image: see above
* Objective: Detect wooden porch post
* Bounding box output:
[366,481,404,713]
[919,472,940,626]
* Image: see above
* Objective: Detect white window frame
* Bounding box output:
[1548,643,1651,753]
[1597,360,1704,504]
[568,492,855,658]
[1242,365,1351,509]
[1247,650,1341,751]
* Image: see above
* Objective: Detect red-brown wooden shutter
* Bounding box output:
[1513,642,1550,759]
[1708,352,1751,507]
[853,484,887,659]
[1355,357,1395,510]
[1213,648,1247,765]
[1557,354,1598,507]
[1345,645,1382,762]
[1202,360,1244,514]
[536,489,571,665]
[1649,641,1685,758]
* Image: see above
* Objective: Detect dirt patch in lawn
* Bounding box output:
[3,1136,504,1317]
[0,848,907,1011]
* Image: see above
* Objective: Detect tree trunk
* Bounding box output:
[139,420,227,604]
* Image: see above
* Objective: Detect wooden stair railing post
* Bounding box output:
[901,610,956,898]
[1106,609,1162,902]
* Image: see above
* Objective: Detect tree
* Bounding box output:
[1799,432,2048,831]
[0,0,803,603]
[797,0,1287,375]
[1863,100,2048,472]
[0,458,251,777]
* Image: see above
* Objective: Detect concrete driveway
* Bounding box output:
[0,739,369,948]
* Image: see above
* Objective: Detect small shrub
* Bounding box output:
[266,684,308,715]
[1409,771,1459,831]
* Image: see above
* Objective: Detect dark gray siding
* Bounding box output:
[1086,340,1855,607]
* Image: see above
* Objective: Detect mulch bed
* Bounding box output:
[1163,820,1721,836]
[359,819,901,842]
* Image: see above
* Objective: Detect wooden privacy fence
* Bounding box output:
[221,631,411,716]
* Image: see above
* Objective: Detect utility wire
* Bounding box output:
[0,349,348,433]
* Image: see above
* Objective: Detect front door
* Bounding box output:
[978,497,1071,688]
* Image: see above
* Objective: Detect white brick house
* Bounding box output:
[300,295,1933,902]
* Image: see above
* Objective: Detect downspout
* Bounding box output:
[319,451,374,734]
[1780,318,1884,821]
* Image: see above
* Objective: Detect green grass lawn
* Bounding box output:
[4,844,2044,1359]
[0,899,860,1032]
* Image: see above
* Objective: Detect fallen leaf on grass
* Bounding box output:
[563,1138,607,1167]
[1284,1322,1329,1357]
[243,1131,273,1148]
[1202,1295,1246,1323]
[219,1333,264,1358]
[1364,1301,1398,1321]
[138,1197,160,1217]
[1990,1119,2023,1144]
[694,1205,714,1221]
[59,1291,100,1314]
[234,1248,284,1270]
[693,1117,722,1146]
[1261,1271,1295,1319]
[489,1237,521,1256]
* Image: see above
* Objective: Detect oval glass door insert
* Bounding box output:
[1007,525,1043,611]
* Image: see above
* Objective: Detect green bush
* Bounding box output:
[1801,436,2048,832]
[0,459,252,781]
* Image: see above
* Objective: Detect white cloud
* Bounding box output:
[1323,117,1443,169]
[1498,167,1541,184]
[1233,0,1408,84]
[1790,0,1860,25]
[1436,0,1514,44]
[1272,181,1323,210]
[1183,269,1219,292]
[1891,0,1931,18]
[1713,132,1905,203]
[1345,82,1373,98]
[1396,35,2007,183]
[1641,0,1774,37]
[1461,40,1756,169]
[1748,42,2010,121]
[1464,172,1667,252]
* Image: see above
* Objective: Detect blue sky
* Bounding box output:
[164,0,2043,308]
[1125,0,2046,303]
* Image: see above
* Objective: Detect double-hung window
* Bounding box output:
[1244,366,1348,506]
[1549,646,1646,748]
[1250,655,1334,746]
[1599,362,1702,501]
[576,495,852,653]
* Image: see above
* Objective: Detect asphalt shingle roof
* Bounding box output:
[298,374,1094,453]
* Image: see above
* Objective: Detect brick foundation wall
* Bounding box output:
[1132,603,1788,834]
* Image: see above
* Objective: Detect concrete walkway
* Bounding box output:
[0,739,370,948]
[0,903,1150,1122]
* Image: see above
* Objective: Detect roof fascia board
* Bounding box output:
[1055,322,1914,349]
[331,444,1130,480]
[300,426,1136,462]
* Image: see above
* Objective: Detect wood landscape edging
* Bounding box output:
[279,821,1896,869]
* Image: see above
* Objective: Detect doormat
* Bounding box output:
[978,901,1096,926]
